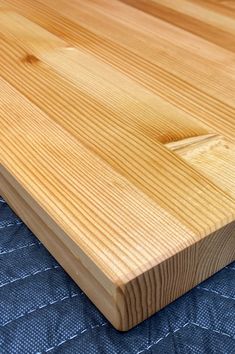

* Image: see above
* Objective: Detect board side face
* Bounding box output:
[0,0,235,330]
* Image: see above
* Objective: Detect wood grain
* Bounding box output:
[2,0,234,142]
[0,0,234,330]
[166,135,235,199]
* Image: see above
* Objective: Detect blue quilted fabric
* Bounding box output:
[0,196,234,353]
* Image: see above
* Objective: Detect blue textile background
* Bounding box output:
[0,196,234,353]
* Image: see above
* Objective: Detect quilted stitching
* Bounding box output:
[0,198,234,354]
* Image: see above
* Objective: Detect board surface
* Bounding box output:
[0,0,234,330]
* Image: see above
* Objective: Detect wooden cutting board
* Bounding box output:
[0,0,234,331]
